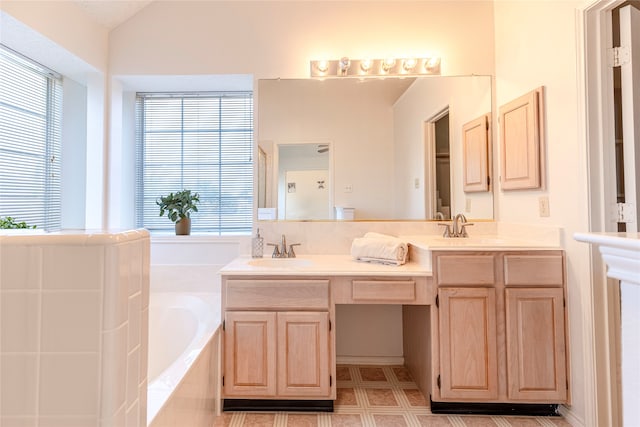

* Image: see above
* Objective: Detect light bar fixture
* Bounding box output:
[310,57,441,78]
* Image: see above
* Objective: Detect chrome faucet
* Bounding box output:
[453,213,473,237]
[280,234,288,257]
[438,213,474,238]
[268,234,300,258]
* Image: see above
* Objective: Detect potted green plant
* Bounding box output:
[156,190,200,235]
[0,216,36,229]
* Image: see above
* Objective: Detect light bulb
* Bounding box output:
[360,59,372,73]
[403,58,417,72]
[382,58,396,72]
[316,60,329,73]
[339,57,351,74]
[425,57,441,72]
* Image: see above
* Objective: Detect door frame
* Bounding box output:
[578,0,628,425]
[424,106,450,220]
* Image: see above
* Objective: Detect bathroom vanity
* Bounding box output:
[428,249,568,411]
[219,239,569,414]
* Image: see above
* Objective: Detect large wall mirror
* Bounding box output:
[257,76,493,221]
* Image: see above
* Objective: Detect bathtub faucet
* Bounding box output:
[268,235,300,258]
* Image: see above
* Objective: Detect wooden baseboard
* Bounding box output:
[558,404,585,427]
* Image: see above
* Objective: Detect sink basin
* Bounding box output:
[248,258,314,268]
[469,238,511,244]
[410,236,529,248]
[439,237,511,245]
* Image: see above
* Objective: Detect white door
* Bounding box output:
[618,5,640,232]
[284,170,331,220]
[616,8,640,427]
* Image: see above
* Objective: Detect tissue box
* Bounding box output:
[257,208,276,220]
[335,207,355,220]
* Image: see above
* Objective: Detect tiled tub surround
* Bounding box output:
[0,229,150,427]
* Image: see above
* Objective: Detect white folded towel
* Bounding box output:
[350,232,408,266]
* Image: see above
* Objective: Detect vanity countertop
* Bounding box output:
[404,234,562,251]
[220,254,431,277]
[221,235,564,276]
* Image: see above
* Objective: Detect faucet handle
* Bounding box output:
[288,243,301,258]
[438,223,452,238]
[459,223,474,238]
[267,243,280,258]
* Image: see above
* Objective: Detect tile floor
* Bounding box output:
[213,365,573,427]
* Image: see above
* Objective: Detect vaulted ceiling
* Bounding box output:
[72,0,153,30]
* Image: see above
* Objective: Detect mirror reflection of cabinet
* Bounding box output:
[462,114,491,193]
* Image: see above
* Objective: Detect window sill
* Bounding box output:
[151,232,250,244]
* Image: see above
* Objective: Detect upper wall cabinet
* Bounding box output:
[462,114,491,193]
[499,87,545,190]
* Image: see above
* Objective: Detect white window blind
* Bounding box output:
[135,92,253,234]
[0,45,63,231]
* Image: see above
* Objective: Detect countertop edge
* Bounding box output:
[219,255,432,277]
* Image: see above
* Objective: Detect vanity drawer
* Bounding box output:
[351,280,416,302]
[504,254,564,286]
[435,254,496,286]
[225,279,329,310]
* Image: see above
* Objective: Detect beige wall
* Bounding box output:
[0,1,108,72]
[107,0,497,226]
[108,1,495,78]
[493,1,592,425]
[0,1,600,424]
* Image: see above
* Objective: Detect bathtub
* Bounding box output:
[146,291,221,426]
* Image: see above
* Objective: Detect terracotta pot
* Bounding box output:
[175,218,191,235]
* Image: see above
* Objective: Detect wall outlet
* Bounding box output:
[414,178,420,189]
[465,198,472,212]
[539,196,550,217]
[344,185,353,193]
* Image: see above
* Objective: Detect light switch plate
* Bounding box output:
[539,196,550,217]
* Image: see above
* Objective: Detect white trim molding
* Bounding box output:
[577,1,628,425]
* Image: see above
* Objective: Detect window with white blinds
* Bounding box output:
[135,92,253,234]
[0,45,63,231]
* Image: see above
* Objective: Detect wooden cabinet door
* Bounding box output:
[224,311,277,397]
[277,311,331,397]
[438,287,498,400]
[505,288,567,402]
[499,88,544,190]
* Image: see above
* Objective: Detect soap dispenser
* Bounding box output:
[251,228,264,258]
